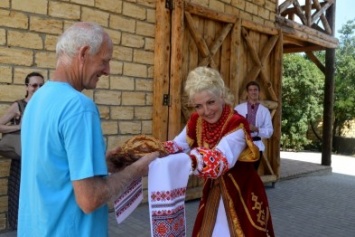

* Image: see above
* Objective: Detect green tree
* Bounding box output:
[333,19,355,136]
[281,54,324,150]
[281,20,355,151]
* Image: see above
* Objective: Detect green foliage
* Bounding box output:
[333,19,355,135]
[281,19,355,150]
[281,54,324,151]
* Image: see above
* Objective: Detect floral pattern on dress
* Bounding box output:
[189,147,228,179]
[163,141,183,154]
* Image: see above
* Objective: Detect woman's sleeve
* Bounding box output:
[190,129,246,179]
[216,129,246,168]
[162,126,191,154]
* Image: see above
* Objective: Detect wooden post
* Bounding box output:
[322,1,336,166]
[152,0,171,141]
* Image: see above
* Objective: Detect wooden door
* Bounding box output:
[236,22,283,181]
[161,1,240,139]
[153,1,283,193]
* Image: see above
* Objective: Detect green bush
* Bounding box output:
[281,54,324,151]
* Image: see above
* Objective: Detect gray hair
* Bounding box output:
[56,22,106,65]
[184,66,234,105]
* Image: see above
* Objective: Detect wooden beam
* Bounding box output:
[305,0,312,26]
[311,0,332,24]
[293,0,307,25]
[229,18,241,105]
[312,0,332,34]
[322,0,336,166]
[199,23,233,66]
[283,36,307,46]
[283,44,325,53]
[305,51,326,73]
[278,0,295,14]
[311,24,327,34]
[168,0,184,140]
[152,0,171,140]
[281,0,334,16]
[185,12,210,58]
[271,29,283,179]
[260,35,279,64]
[185,1,237,23]
[276,15,338,49]
[241,27,262,67]
[242,19,279,35]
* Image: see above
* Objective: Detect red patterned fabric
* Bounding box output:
[152,205,185,236]
[189,147,228,179]
[113,178,143,224]
[185,105,275,237]
[148,153,191,237]
[163,140,183,154]
[192,162,275,237]
[151,188,187,237]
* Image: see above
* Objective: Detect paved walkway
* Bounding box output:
[1,151,355,236]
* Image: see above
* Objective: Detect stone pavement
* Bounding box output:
[1,151,355,237]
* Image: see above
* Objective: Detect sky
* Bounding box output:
[335,0,353,36]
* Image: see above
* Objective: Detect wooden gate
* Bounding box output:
[153,1,282,198]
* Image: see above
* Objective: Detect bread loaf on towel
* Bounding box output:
[109,135,167,169]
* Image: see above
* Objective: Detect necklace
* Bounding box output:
[202,105,231,148]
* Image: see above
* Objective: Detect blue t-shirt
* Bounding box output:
[18,81,108,237]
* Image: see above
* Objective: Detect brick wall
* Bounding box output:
[0,0,277,232]
[0,0,158,231]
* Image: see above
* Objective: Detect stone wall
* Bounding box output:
[333,136,355,155]
[0,0,277,232]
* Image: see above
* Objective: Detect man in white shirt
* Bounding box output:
[235,81,273,170]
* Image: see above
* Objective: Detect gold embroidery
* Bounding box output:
[238,127,260,162]
[251,192,267,226]
[220,177,245,237]
[228,173,270,232]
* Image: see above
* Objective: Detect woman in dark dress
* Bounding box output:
[0,72,44,229]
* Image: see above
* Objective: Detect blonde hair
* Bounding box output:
[184,67,234,105]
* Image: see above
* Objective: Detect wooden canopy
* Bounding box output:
[277,0,338,54]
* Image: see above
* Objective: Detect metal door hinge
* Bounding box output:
[166,0,173,10]
[163,94,170,106]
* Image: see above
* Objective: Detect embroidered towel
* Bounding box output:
[148,153,191,237]
[113,177,143,224]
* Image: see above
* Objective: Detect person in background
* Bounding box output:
[163,67,275,237]
[18,22,158,237]
[0,72,44,230]
[235,81,273,170]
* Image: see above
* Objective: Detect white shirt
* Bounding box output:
[235,102,273,151]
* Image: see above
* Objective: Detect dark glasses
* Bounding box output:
[27,83,43,88]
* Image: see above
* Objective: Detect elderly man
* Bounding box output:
[18,22,158,237]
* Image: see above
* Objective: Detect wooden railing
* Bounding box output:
[278,0,335,35]
[276,0,338,52]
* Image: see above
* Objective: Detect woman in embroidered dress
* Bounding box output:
[163,66,275,237]
[0,72,44,230]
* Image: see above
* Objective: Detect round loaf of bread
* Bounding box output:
[109,135,167,169]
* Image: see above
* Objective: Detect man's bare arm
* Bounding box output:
[73,151,159,213]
